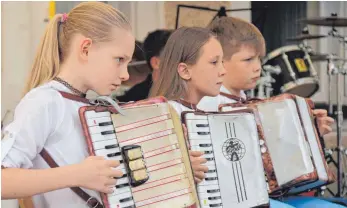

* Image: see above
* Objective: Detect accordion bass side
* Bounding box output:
[182,109,270,208]
[219,94,335,194]
[79,97,199,208]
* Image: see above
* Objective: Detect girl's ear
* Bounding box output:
[79,38,93,60]
[177,63,191,80]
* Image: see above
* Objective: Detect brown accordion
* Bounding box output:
[79,97,199,208]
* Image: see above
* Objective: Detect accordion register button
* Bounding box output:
[259,139,265,146]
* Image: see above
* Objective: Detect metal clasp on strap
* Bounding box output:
[89,96,126,116]
[86,196,101,208]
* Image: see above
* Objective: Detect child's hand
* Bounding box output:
[313,109,334,136]
[75,156,123,193]
[189,151,208,183]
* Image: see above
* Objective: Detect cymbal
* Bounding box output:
[300,16,347,27]
[287,34,326,41]
[310,53,347,62]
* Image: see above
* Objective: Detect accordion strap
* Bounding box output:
[40,148,104,208]
[58,91,91,104]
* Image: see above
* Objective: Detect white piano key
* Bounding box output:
[90,133,117,142]
[87,116,112,127]
[205,171,218,179]
[184,113,208,120]
[190,145,213,153]
[89,125,115,135]
[92,139,119,150]
[189,139,212,146]
[108,186,131,196]
[85,110,111,119]
[116,177,129,186]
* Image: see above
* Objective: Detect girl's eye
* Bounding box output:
[211,60,218,65]
[115,57,124,63]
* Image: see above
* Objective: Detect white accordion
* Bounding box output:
[182,94,335,208]
[79,97,199,208]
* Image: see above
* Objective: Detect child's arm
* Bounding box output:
[2,156,122,199]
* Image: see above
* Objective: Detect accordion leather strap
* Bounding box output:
[58,91,91,104]
[40,148,104,208]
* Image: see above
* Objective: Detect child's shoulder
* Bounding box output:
[18,82,66,112]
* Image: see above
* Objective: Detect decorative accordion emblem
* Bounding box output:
[222,138,246,162]
[222,122,246,162]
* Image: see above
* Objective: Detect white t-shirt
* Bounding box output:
[197,85,246,111]
[1,81,101,208]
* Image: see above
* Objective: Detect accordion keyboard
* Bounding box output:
[86,110,135,208]
[185,115,223,208]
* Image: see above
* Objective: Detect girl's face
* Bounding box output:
[185,37,226,101]
[83,29,135,96]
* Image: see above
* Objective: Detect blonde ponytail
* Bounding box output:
[23,14,62,95]
[22,2,131,96]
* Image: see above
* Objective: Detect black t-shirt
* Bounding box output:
[116,75,153,102]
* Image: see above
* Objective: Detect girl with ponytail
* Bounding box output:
[2,2,135,207]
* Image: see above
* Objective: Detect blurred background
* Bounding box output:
[1,1,347,207]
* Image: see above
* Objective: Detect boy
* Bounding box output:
[198,17,339,208]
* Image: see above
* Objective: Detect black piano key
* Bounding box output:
[107,152,121,157]
[119,197,133,203]
[210,203,223,207]
[205,177,218,181]
[115,183,129,189]
[196,124,209,127]
[204,151,213,154]
[101,130,115,135]
[207,169,216,173]
[199,144,212,147]
[99,121,113,126]
[207,189,220,193]
[208,196,221,200]
[206,158,214,161]
[105,144,119,149]
[197,132,210,135]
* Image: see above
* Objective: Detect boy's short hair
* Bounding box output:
[208,17,266,60]
[143,29,173,70]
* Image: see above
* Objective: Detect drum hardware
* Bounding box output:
[299,13,347,27]
[250,65,281,99]
[325,53,347,197]
[281,52,297,82]
[287,27,327,42]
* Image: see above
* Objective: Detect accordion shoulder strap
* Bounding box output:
[58,91,91,104]
[40,148,104,208]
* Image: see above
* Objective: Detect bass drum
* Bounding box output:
[262,45,319,97]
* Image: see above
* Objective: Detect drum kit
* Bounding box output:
[251,13,347,198]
